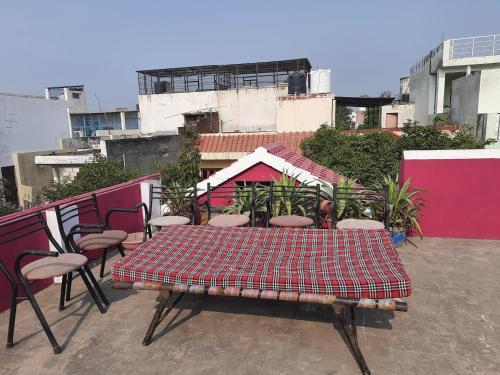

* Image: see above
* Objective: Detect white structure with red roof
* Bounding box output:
[196,143,348,195]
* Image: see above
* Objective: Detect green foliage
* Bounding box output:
[301,124,400,186]
[432,113,448,125]
[379,175,424,237]
[223,183,268,218]
[270,172,314,216]
[0,178,17,216]
[362,107,380,129]
[335,106,354,130]
[154,128,201,186]
[301,122,492,186]
[41,154,140,202]
[321,177,365,222]
[162,182,195,216]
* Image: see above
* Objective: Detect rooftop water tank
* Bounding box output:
[309,69,331,94]
[288,72,307,95]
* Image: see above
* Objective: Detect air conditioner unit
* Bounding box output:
[73,131,81,139]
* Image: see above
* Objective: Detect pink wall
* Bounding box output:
[0,174,159,313]
[400,157,500,239]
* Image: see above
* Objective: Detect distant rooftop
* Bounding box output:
[137,58,312,95]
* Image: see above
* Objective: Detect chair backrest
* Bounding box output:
[0,211,65,255]
[54,194,102,243]
[331,185,390,229]
[267,182,321,227]
[205,182,259,224]
[149,184,198,224]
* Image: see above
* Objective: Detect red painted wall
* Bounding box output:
[0,174,158,313]
[400,158,500,239]
[198,162,283,206]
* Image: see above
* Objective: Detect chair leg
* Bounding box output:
[117,244,125,257]
[65,272,73,302]
[59,275,67,311]
[21,283,61,354]
[99,249,108,278]
[77,269,107,314]
[83,265,109,306]
[6,289,17,349]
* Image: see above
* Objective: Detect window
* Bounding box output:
[201,168,221,179]
[72,92,81,99]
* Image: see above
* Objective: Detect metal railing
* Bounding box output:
[450,34,500,59]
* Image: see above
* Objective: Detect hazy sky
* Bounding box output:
[1,1,499,110]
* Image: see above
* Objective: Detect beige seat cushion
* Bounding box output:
[76,230,128,251]
[122,232,145,251]
[148,216,190,227]
[21,253,87,281]
[208,214,249,227]
[336,219,385,230]
[269,215,314,228]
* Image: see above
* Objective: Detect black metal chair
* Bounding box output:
[205,182,255,227]
[148,184,198,230]
[55,194,140,304]
[105,203,150,250]
[266,182,321,228]
[0,212,107,354]
[331,186,390,229]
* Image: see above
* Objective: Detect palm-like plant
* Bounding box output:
[224,183,268,219]
[270,172,314,217]
[320,177,365,224]
[380,175,424,238]
[162,183,194,216]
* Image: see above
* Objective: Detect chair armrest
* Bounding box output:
[0,260,17,291]
[66,225,106,252]
[105,203,149,229]
[14,250,59,280]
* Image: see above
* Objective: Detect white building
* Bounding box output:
[410,34,500,146]
[137,58,335,135]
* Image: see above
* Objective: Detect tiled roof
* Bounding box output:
[262,143,348,185]
[198,131,315,154]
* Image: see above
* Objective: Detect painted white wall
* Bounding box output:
[0,93,69,170]
[276,95,334,131]
[380,103,415,128]
[139,87,288,134]
[478,68,500,114]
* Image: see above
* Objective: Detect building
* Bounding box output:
[380,76,415,128]
[69,108,140,138]
[410,34,500,145]
[137,58,335,135]
[197,131,315,178]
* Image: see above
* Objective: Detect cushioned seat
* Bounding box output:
[122,232,145,251]
[336,219,385,230]
[148,216,191,227]
[208,214,249,227]
[76,230,128,251]
[21,253,88,281]
[269,215,314,228]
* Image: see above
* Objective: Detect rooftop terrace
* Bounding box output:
[1,237,499,375]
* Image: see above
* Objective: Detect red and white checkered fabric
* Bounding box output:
[112,226,412,299]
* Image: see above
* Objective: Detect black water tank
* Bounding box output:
[154,81,168,94]
[288,72,307,95]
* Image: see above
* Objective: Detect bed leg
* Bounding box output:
[142,291,185,346]
[332,304,371,375]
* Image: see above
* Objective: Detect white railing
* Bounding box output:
[449,34,500,59]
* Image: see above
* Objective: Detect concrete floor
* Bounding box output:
[0,237,499,375]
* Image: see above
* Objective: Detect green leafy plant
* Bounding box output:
[223,183,268,219]
[0,178,17,217]
[41,154,140,202]
[162,183,194,216]
[270,172,314,217]
[379,175,424,238]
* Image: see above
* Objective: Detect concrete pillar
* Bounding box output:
[120,111,126,130]
[435,69,446,114]
[52,167,60,183]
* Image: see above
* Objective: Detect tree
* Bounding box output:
[154,127,201,186]
[335,106,354,130]
[0,178,16,216]
[41,154,140,202]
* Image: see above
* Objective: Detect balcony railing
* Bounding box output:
[449,34,500,59]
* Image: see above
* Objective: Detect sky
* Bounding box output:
[1,0,499,111]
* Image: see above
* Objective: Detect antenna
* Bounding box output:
[95,94,108,122]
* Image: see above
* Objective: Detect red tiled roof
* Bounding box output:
[198,131,315,154]
[263,143,356,185]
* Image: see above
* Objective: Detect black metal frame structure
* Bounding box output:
[205,182,258,225]
[148,184,198,228]
[137,58,312,95]
[0,212,107,354]
[105,203,150,243]
[266,183,322,228]
[331,186,390,229]
[335,96,394,129]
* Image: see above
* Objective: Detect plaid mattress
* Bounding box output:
[112,226,412,299]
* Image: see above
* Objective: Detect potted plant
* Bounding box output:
[381,175,424,246]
